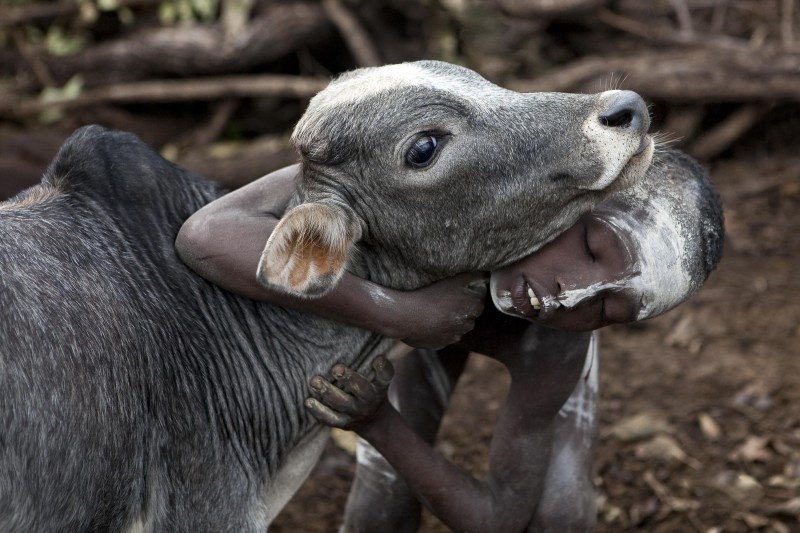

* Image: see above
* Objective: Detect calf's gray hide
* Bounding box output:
[0,61,651,531]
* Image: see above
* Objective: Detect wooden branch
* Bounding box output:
[782,0,795,48]
[39,3,330,86]
[597,9,747,49]
[322,0,381,67]
[0,75,329,118]
[494,0,610,17]
[0,0,161,28]
[177,135,297,189]
[508,46,800,102]
[10,28,55,89]
[688,104,770,160]
[725,164,800,199]
[667,0,695,36]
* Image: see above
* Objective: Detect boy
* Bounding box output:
[176,148,723,531]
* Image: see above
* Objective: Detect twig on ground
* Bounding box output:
[0,75,329,118]
[174,99,241,149]
[10,28,55,89]
[178,134,297,189]
[597,9,745,49]
[508,47,800,102]
[667,0,695,36]
[782,0,795,48]
[322,0,381,67]
[0,0,161,28]
[689,104,770,160]
[725,164,800,199]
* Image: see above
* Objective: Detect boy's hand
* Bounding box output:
[305,355,395,432]
[390,272,488,350]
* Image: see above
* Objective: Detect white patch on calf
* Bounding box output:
[310,62,500,114]
[581,90,651,191]
[123,465,165,533]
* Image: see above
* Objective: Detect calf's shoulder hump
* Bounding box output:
[43,125,216,207]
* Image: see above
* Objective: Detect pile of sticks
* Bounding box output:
[1,0,798,186]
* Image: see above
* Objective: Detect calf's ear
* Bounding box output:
[257,202,361,298]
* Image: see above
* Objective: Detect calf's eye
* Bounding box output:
[407,134,443,168]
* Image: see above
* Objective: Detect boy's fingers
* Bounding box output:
[309,376,356,412]
[372,356,394,386]
[333,365,372,400]
[305,398,350,428]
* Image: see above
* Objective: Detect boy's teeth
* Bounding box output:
[527,286,541,309]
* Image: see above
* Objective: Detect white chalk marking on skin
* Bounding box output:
[558,332,599,437]
[596,196,693,320]
[356,436,398,483]
[367,285,395,307]
[490,276,514,313]
[555,275,637,309]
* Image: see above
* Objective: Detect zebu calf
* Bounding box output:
[0,60,651,531]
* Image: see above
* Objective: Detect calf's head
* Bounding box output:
[259,60,654,296]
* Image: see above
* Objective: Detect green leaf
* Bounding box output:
[97,0,120,11]
[45,27,86,57]
[38,75,84,125]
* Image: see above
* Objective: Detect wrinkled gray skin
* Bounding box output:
[0,61,650,532]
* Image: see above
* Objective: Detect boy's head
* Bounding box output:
[490,149,724,331]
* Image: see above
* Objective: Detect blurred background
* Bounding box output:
[1,0,799,531]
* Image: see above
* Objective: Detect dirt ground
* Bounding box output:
[272,150,800,532]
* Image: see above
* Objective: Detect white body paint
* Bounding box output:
[554,275,637,309]
[595,198,694,320]
[355,435,398,483]
[492,286,514,314]
[558,332,599,435]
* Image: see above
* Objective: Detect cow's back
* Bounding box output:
[0,127,381,531]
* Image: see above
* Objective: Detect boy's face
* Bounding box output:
[489,212,648,331]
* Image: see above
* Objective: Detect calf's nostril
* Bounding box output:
[601,109,633,128]
[599,90,649,135]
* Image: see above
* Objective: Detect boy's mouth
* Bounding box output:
[490,275,561,321]
[526,284,541,310]
[528,282,562,320]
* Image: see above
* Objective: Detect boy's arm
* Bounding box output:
[175,165,486,349]
[307,329,591,533]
